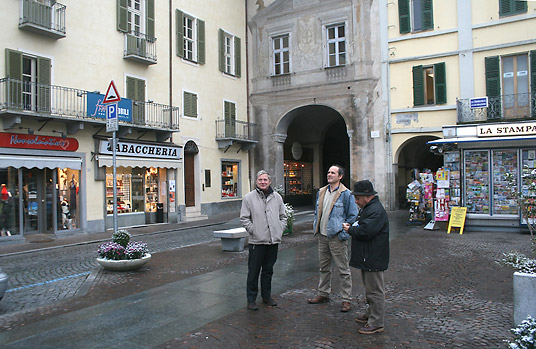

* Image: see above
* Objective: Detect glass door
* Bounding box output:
[22,168,54,234]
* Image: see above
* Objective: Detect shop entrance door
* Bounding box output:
[23,168,54,234]
[184,153,195,207]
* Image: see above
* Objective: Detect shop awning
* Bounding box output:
[0,154,82,170]
[97,155,180,169]
[428,135,536,145]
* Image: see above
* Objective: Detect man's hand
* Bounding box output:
[342,223,350,232]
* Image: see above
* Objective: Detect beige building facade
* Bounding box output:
[0,0,252,241]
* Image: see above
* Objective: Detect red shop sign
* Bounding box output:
[0,132,79,152]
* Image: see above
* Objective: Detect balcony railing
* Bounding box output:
[19,0,66,39]
[0,78,179,130]
[215,119,257,151]
[124,33,157,65]
[457,92,536,124]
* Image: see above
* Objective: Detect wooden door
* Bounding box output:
[184,153,195,207]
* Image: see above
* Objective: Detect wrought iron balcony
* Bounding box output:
[0,78,179,132]
[215,119,257,151]
[457,92,536,124]
[19,0,66,39]
[124,32,157,65]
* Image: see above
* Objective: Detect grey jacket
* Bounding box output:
[240,187,287,245]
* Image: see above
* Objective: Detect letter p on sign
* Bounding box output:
[106,104,118,132]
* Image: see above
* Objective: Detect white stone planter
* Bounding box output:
[513,271,536,326]
[97,254,152,271]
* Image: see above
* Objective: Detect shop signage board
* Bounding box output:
[0,132,79,151]
[477,122,536,137]
[447,207,467,234]
[87,92,132,122]
[99,140,181,159]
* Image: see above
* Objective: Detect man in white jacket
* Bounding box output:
[240,170,287,310]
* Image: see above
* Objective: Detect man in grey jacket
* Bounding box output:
[240,170,287,310]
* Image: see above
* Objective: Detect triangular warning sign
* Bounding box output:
[103,80,121,104]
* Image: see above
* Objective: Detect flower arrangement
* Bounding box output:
[506,315,536,349]
[97,229,149,260]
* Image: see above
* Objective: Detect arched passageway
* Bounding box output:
[278,105,349,206]
[395,136,442,208]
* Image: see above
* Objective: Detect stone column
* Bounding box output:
[347,129,354,183]
[274,133,287,189]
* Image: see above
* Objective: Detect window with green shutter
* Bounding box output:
[224,101,236,137]
[413,62,446,106]
[176,10,205,64]
[183,91,198,118]
[485,56,501,119]
[127,76,146,124]
[218,29,241,77]
[117,0,155,39]
[398,0,434,34]
[499,0,527,17]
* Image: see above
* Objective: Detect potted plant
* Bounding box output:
[97,230,151,271]
[503,171,536,326]
[506,315,536,348]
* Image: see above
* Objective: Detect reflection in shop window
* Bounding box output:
[145,167,159,212]
[0,168,19,236]
[221,162,238,198]
[57,168,80,230]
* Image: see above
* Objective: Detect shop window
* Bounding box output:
[284,161,313,195]
[106,168,136,214]
[464,150,490,214]
[57,168,80,230]
[492,150,518,215]
[398,0,434,34]
[0,168,19,236]
[145,167,159,212]
[221,162,239,198]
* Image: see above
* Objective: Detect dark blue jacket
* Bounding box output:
[348,196,389,271]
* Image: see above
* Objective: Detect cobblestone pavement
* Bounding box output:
[156,229,531,348]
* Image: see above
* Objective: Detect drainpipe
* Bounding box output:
[169,0,173,125]
[245,0,252,188]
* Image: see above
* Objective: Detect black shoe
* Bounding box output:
[262,297,277,306]
[247,302,258,310]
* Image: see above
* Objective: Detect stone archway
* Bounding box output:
[274,105,350,206]
[395,136,442,209]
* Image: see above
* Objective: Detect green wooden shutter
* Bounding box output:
[128,77,146,124]
[117,0,128,32]
[530,51,536,117]
[514,0,527,14]
[146,0,155,39]
[5,49,23,109]
[197,20,205,64]
[234,36,241,77]
[434,62,446,104]
[485,56,501,119]
[398,0,410,34]
[176,10,184,58]
[422,0,434,30]
[37,56,51,113]
[412,65,424,106]
[218,29,225,73]
[224,101,236,137]
[192,93,198,117]
[184,92,197,117]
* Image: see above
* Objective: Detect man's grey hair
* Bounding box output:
[256,170,271,181]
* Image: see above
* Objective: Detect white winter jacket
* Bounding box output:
[240,187,287,245]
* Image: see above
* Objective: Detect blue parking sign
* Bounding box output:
[106,104,118,132]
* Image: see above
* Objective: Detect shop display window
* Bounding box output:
[284,161,312,195]
[521,149,536,222]
[492,149,518,215]
[0,168,19,236]
[464,150,490,214]
[106,168,135,214]
[57,168,80,230]
[221,162,238,198]
[145,167,159,212]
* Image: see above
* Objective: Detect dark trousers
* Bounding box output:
[247,243,278,303]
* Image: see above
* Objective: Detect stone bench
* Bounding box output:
[213,227,248,252]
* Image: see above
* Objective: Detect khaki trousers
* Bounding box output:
[361,270,385,327]
[316,234,352,302]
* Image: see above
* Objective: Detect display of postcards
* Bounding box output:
[444,152,460,162]
[529,150,536,160]
[450,171,460,179]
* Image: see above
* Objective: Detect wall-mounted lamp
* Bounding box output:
[18,127,34,135]
[52,130,67,139]
[388,25,396,29]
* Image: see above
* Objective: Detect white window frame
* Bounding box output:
[183,13,197,62]
[271,34,291,76]
[324,23,346,68]
[127,0,145,35]
[223,32,235,75]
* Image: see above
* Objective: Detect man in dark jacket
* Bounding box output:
[343,180,389,335]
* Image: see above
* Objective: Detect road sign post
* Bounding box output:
[103,81,121,234]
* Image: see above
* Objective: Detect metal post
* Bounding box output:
[112,130,118,234]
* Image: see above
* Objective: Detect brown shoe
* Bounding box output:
[307,295,329,304]
[358,324,384,334]
[355,314,368,324]
[341,301,351,312]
